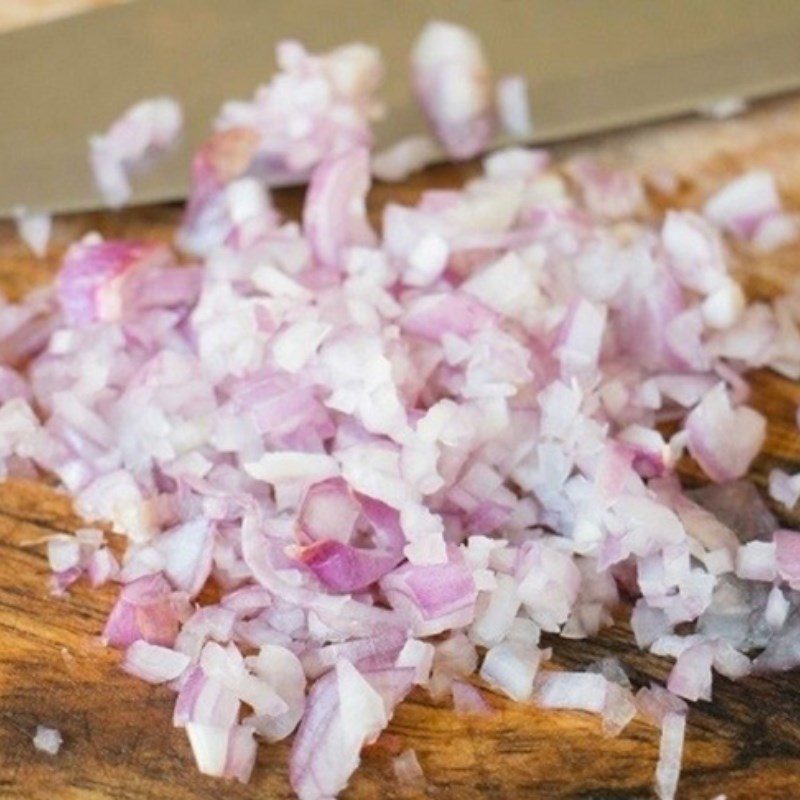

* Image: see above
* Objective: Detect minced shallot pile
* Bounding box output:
[6,20,800,800]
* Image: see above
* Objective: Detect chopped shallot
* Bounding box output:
[656,711,686,800]
[496,74,533,138]
[123,641,191,683]
[1,22,798,800]
[393,748,425,786]
[684,384,765,482]
[13,207,51,258]
[536,672,609,713]
[33,725,62,755]
[216,41,384,181]
[372,136,441,182]
[451,680,494,715]
[703,171,799,252]
[768,468,800,509]
[411,21,495,159]
[90,97,183,208]
[697,96,747,120]
[186,722,257,782]
[480,640,541,702]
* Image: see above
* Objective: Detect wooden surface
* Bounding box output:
[3,5,800,800]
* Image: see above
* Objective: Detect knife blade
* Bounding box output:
[3,0,800,216]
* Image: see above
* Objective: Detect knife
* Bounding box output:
[4,0,800,216]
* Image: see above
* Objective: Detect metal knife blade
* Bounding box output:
[3,0,800,216]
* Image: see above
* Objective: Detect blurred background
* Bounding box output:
[0,0,123,31]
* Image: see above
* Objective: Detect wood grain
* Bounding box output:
[2,4,800,800]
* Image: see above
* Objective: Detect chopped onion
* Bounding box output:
[90,97,183,208]
[393,748,425,785]
[411,21,495,159]
[666,641,714,701]
[2,23,799,800]
[765,586,789,631]
[635,685,688,727]
[289,661,410,800]
[703,170,798,251]
[735,541,777,582]
[32,725,62,755]
[768,468,800,510]
[303,147,376,270]
[496,75,533,138]
[395,638,435,686]
[753,613,800,673]
[536,672,608,713]
[123,641,191,684]
[372,136,441,182]
[429,633,478,700]
[103,574,182,649]
[215,40,383,181]
[567,156,645,220]
[480,640,541,702]
[774,529,800,589]
[47,534,81,573]
[13,207,52,259]
[245,644,306,742]
[185,723,256,783]
[451,680,494,715]
[57,237,174,328]
[601,683,636,737]
[380,547,477,636]
[684,384,765,482]
[697,96,747,120]
[655,711,686,800]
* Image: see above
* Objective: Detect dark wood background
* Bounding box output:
[2,3,800,798]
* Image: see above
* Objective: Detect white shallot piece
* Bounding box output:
[4,23,800,800]
[703,170,799,252]
[411,21,496,159]
[697,96,747,120]
[392,748,425,785]
[372,136,441,182]
[769,468,800,510]
[496,74,533,138]
[12,207,52,259]
[33,725,62,755]
[90,96,183,208]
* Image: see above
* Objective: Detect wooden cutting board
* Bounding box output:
[2,5,800,800]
